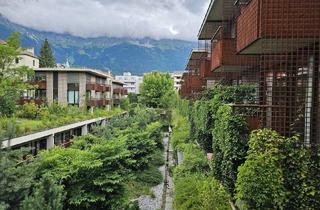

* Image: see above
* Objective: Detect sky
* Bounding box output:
[0,0,210,41]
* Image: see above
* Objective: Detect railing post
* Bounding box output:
[46,134,54,149]
[81,124,88,135]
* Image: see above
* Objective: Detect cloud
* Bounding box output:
[0,0,210,41]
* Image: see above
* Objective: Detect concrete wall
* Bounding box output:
[58,73,68,105]
[46,72,53,104]
[79,73,87,107]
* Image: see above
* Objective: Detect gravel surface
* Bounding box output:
[137,165,165,210]
[137,136,168,210]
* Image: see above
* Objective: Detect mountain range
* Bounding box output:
[0,14,196,75]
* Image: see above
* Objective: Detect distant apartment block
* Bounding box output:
[170,71,183,91]
[20,68,114,109]
[115,72,143,94]
[112,80,128,107]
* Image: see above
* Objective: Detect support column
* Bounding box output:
[81,125,88,135]
[46,134,54,149]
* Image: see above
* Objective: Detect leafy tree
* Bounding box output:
[20,175,65,210]
[0,32,34,116]
[39,39,55,68]
[140,71,175,108]
[0,148,35,210]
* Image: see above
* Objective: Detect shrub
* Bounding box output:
[174,144,209,179]
[174,174,230,210]
[17,102,38,119]
[212,105,249,197]
[236,129,320,209]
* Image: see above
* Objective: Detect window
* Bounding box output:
[15,58,19,64]
[86,91,91,100]
[35,89,46,99]
[67,83,79,106]
[33,60,35,66]
[53,72,58,101]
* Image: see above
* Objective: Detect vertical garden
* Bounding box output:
[171,84,320,210]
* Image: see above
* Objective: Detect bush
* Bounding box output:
[173,144,209,179]
[171,110,190,150]
[17,102,38,119]
[236,129,320,210]
[174,174,230,210]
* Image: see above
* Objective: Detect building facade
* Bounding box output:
[15,48,40,69]
[20,68,113,109]
[181,0,320,144]
[115,72,143,94]
[112,80,128,107]
[170,71,184,91]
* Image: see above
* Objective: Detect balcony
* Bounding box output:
[86,84,111,92]
[18,98,44,106]
[200,58,213,78]
[30,80,46,89]
[211,28,257,72]
[231,104,261,131]
[87,99,110,107]
[113,88,121,94]
[236,0,320,54]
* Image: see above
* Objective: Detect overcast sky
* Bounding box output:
[0,0,210,41]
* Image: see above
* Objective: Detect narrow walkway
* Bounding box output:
[160,131,174,210]
[137,134,168,210]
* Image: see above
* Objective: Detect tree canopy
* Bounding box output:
[0,32,34,116]
[39,39,55,68]
[140,71,175,108]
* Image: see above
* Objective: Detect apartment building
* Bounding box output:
[15,48,40,68]
[181,0,320,144]
[112,80,128,107]
[20,68,113,110]
[170,71,184,91]
[115,72,143,94]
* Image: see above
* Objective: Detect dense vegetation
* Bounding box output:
[172,83,320,210]
[0,107,165,210]
[171,110,230,210]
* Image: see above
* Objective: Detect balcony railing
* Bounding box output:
[236,0,320,54]
[231,104,261,131]
[211,30,257,71]
[29,80,47,89]
[86,83,111,92]
[18,98,45,106]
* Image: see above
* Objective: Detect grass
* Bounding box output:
[0,106,124,140]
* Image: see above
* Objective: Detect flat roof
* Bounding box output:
[35,68,112,78]
[112,80,125,85]
[185,49,208,70]
[198,0,235,40]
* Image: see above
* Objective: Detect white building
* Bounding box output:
[171,71,184,91]
[16,48,39,69]
[115,72,143,94]
[0,39,39,69]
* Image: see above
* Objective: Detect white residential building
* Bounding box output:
[16,48,39,69]
[171,71,184,91]
[115,72,143,94]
